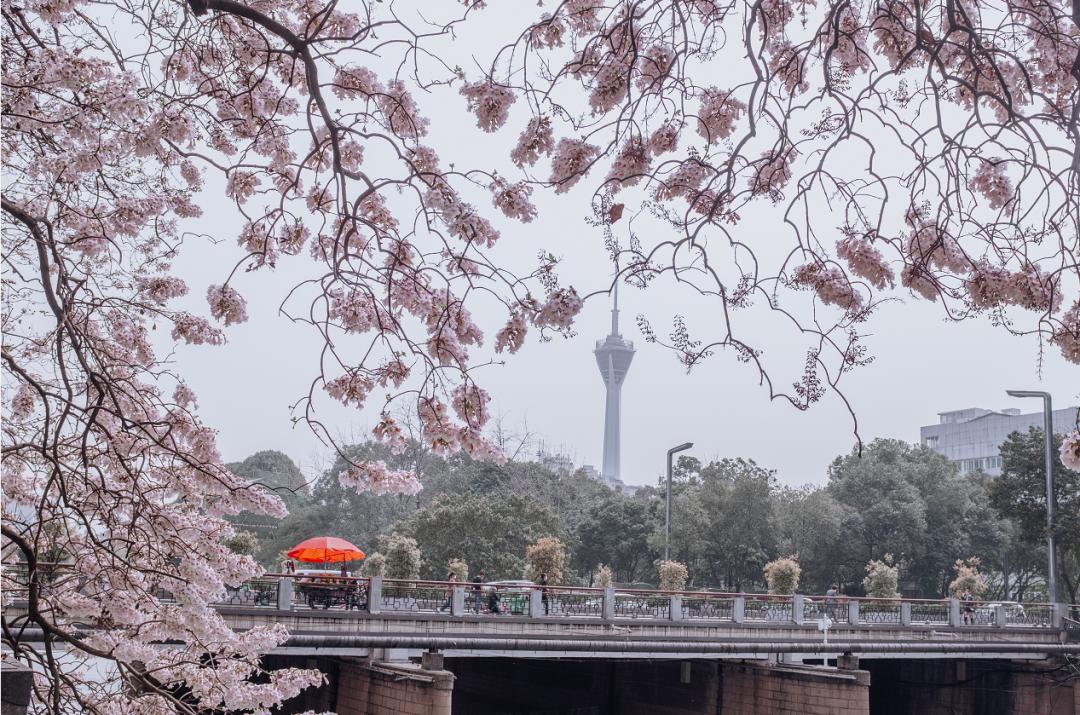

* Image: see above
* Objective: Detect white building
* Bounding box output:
[919,405,1078,475]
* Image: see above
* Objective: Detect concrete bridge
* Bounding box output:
[216,576,1080,714]
[6,574,1080,714]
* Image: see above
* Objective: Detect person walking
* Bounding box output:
[537,572,549,615]
[824,583,839,619]
[439,572,457,612]
[471,571,485,614]
[961,589,976,625]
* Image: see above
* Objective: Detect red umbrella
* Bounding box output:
[287,536,365,564]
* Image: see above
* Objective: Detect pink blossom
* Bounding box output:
[606,137,651,191]
[549,138,600,194]
[968,160,1014,210]
[696,88,746,144]
[1061,430,1080,471]
[792,262,864,312]
[460,79,516,132]
[589,55,632,114]
[378,79,429,139]
[648,123,680,156]
[325,369,374,407]
[511,116,555,166]
[329,289,382,333]
[747,147,796,201]
[534,287,583,329]
[340,461,421,495]
[206,284,248,326]
[374,414,408,453]
[906,222,968,272]
[171,313,225,345]
[564,0,602,35]
[636,45,675,91]
[495,312,528,354]
[1051,301,1080,364]
[530,14,566,48]
[451,382,491,428]
[491,178,537,222]
[138,276,188,305]
[333,65,382,100]
[836,234,893,289]
[426,185,501,246]
[225,171,259,203]
[9,383,35,420]
[654,158,709,201]
[418,396,460,455]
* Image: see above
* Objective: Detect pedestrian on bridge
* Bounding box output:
[472,571,485,614]
[537,572,549,615]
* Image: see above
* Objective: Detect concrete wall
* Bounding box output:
[335,660,453,715]
[719,662,869,715]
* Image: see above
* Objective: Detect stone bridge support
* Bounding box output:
[334,658,454,715]
[718,661,870,715]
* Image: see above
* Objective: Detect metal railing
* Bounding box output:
[5,565,1073,633]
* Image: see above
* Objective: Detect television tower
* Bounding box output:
[594,285,635,483]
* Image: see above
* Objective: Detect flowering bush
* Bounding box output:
[525,537,566,584]
[594,564,614,589]
[948,558,988,598]
[360,552,387,579]
[863,555,901,599]
[658,560,689,592]
[380,535,422,581]
[763,556,801,595]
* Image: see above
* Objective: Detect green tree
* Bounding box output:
[990,428,1080,604]
[573,495,653,583]
[405,493,561,580]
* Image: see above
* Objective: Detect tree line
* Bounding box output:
[228,428,1079,602]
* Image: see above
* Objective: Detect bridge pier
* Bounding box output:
[335,657,454,715]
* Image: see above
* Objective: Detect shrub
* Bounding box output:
[447,558,469,581]
[223,531,259,556]
[594,564,614,588]
[360,552,386,578]
[863,554,900,598]
[380,533,422,580]
[525,536,565,584]
[948,557,987,597]
[658,560,688,592]
[763,556,801,595]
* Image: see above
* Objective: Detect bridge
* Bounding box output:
[5,573,1080,714]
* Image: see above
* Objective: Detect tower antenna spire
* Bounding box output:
[611,282,620,336]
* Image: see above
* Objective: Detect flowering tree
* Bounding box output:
[360,552,387,579]
[594,563,615,588]
[470,0,1079,425]
[3,0,1079,710]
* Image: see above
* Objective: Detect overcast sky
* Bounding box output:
[164,5,1077,489]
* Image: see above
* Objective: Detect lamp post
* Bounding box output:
[1005,390,1057,603]
[665,442,694,562]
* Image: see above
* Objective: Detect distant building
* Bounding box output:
[920,405,1079,475]
[537,449,574,475]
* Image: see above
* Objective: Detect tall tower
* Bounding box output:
[594,286,635,483]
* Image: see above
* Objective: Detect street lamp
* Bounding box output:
[1005,390,1057,603]
[665,442,694,562]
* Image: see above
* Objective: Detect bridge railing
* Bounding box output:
[178,573,1080,630]
[5,564,1073,631]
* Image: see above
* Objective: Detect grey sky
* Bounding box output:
[163,4,1077,489]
